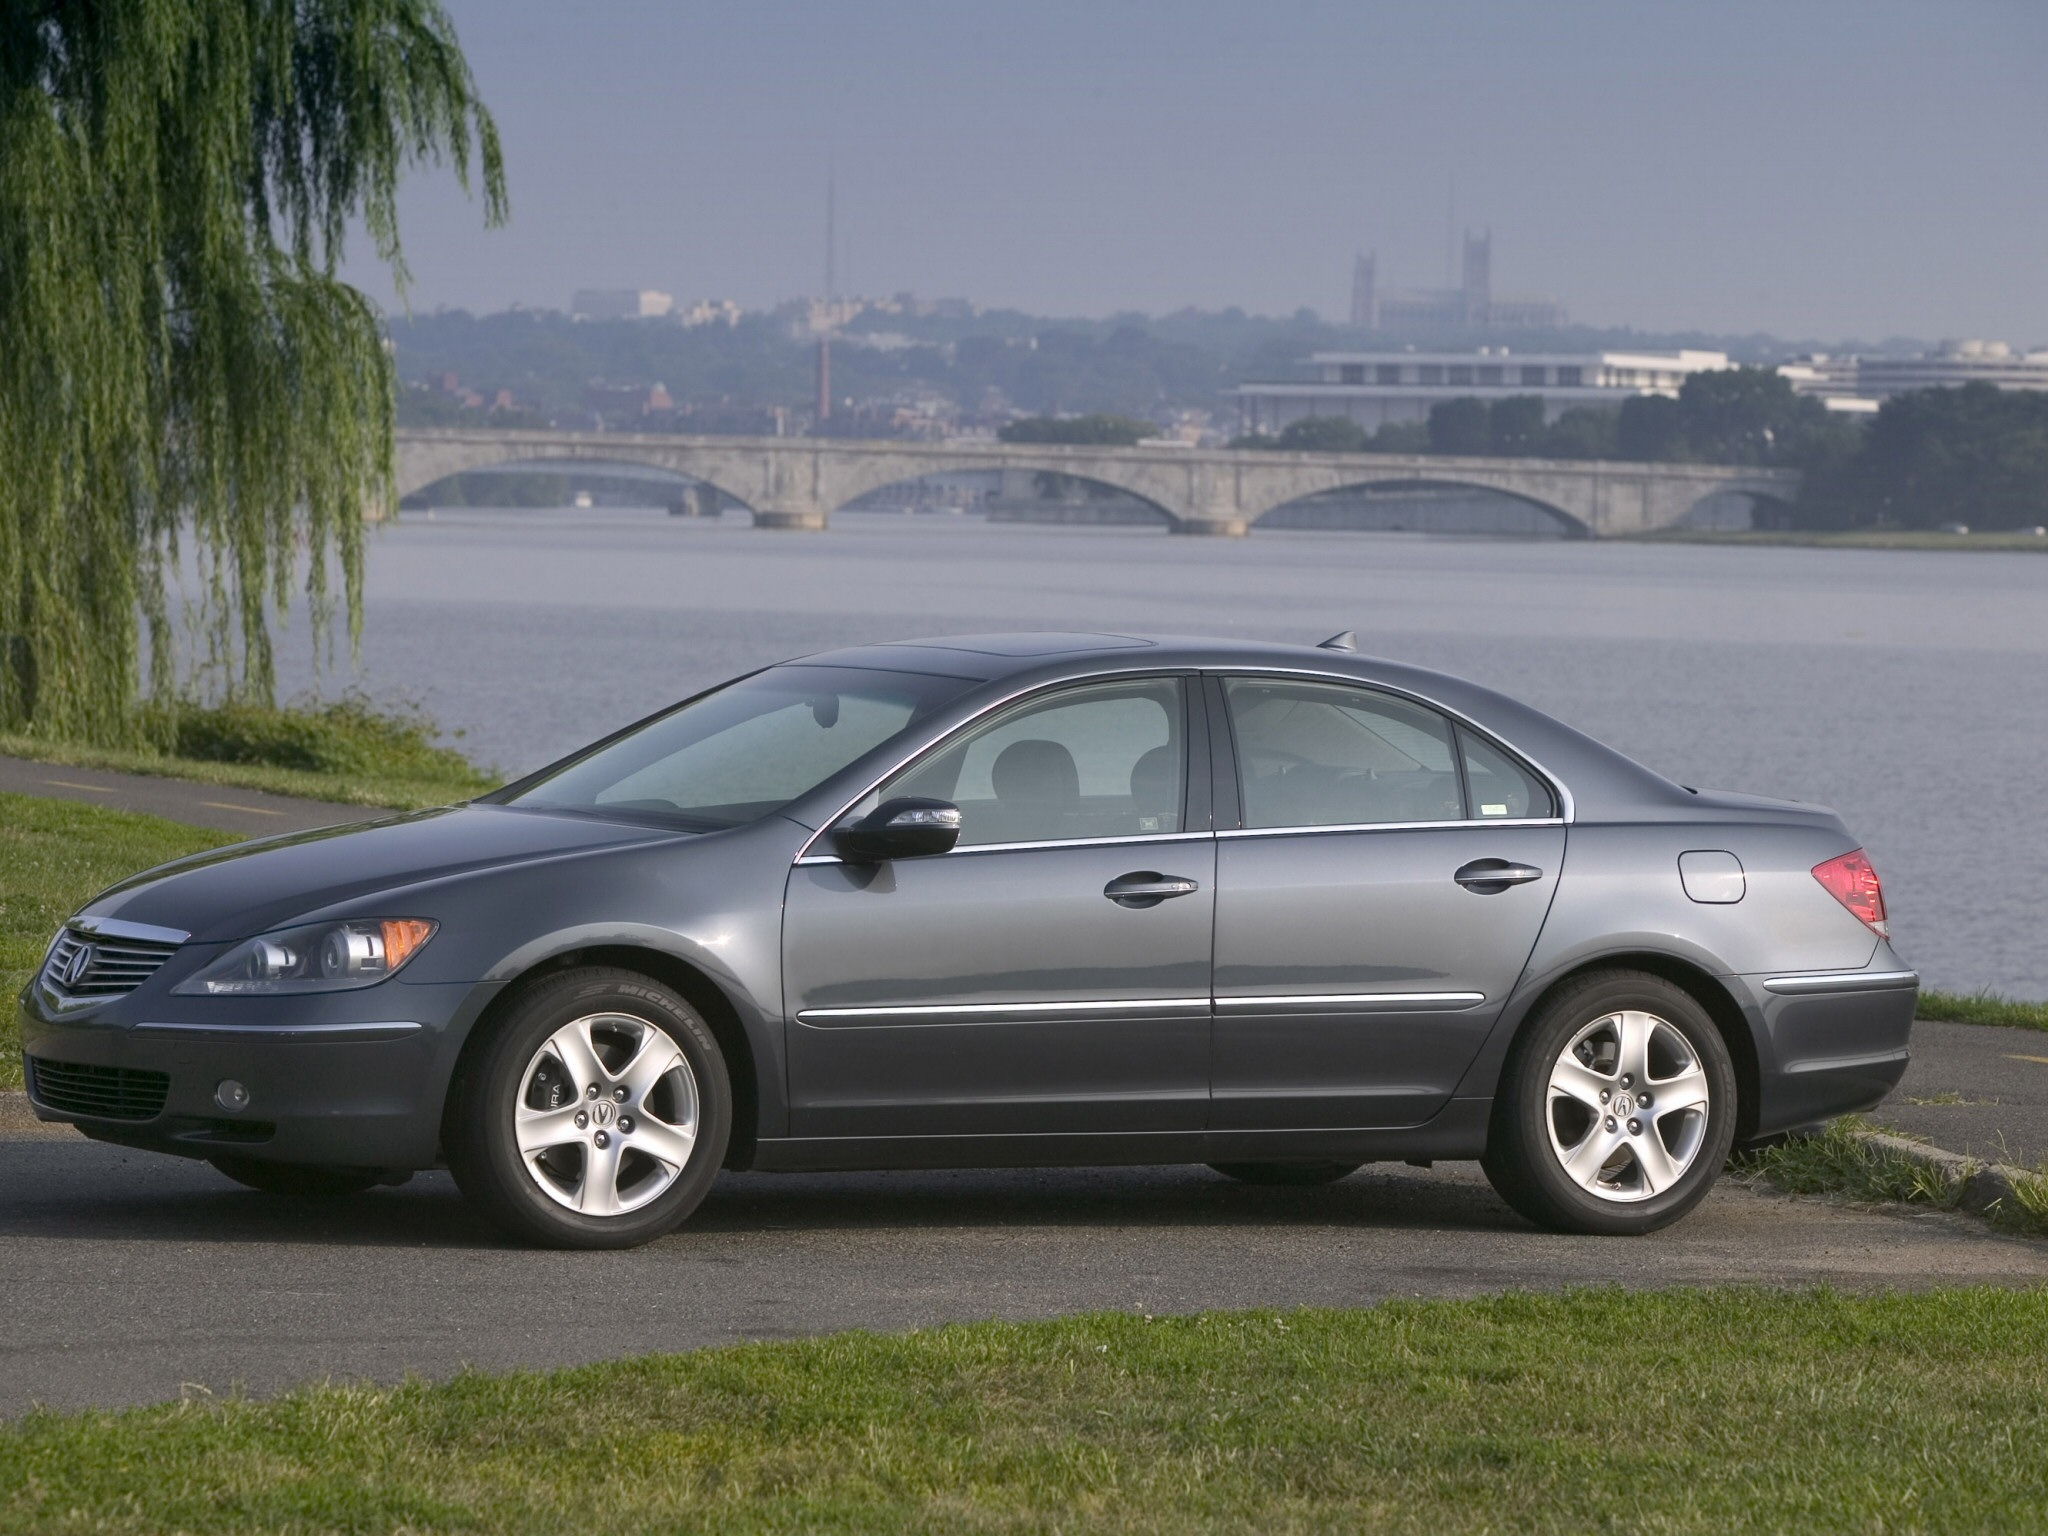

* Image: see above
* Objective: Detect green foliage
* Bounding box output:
[1733,1117,1966,1208]
[0,0,504,744]
[998,413,1157,446]
[1426,396,1491,455]
[1805,382,2048,531]
[0,793,233,1088]
[1542,405,1620,459]
[1276,414,1370,453]
[6,1292,2048,1530]
[137,693,490,786]
[1918,988,2048,1032]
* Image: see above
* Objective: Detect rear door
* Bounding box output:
[1207,674,1563,1129]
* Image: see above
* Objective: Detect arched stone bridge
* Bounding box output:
[394,427,1800,537]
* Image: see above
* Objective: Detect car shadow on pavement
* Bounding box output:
[2,1137,1536,1249]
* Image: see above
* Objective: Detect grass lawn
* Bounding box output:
[2,1289,2047,1533]
[1918,988,2048,1032]
[0,730,494,811]
[0,792,235,1089]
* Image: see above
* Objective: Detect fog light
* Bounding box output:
[215,1079,250,1112]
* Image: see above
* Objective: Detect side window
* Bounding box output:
[1224,677,1463,829]
[1460,727,1555,819]
[881,679,1187,847]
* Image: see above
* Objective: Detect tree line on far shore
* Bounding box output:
[1222,371,2048,531]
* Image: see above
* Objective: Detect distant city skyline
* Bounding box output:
[346,0,2048,343]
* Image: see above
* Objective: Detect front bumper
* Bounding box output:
[18,981,493,1169]
[1740,966,1918,1136]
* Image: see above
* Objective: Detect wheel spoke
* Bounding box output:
[1651,1064,1711,1116]
[1632,1128,1682,1194]
[1548,1055,1613,1111]
[1614,1010,1656,1086]
[1560,1124,1622,1189]
[545,1018,608,1098]
[577,1137,626,1216]
[616,1030,685,1102]
[629,1115,697,1171]
[515,1103,587,1156]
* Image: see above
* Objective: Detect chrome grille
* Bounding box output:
[41,929,179,1000]
[25,1057,171,1121]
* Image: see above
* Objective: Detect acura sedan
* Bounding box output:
[20,633,1916,1247]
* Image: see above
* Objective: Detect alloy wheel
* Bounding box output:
[514,1012,699,1216]
[1544,1009,1711,1203]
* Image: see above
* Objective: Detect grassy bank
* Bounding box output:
[0,793,234,1089]
[0,694,497,811]
[1628,528,2048,552]
[4,1290,2048,1532]
[1918,988,2048,1032]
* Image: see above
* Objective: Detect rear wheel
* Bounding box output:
[209,1157,380,1199]
[1208,1160,1361,1187]
[447,967,731,1249]
[1482,970,1735,1235]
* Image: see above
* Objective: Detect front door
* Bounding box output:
[784,676,1215,1138]
[1208,674,1564,1129]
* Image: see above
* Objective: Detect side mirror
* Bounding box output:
[834,797,963,863]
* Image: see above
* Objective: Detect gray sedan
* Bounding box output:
[20,633,1915,1247]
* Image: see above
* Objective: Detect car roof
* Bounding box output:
[781,631,1703,820]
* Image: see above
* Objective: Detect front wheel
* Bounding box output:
[447,967,732,1249]
[1481,970,1736,1235]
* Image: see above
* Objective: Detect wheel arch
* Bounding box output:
[1476,950,1763,1145]
[442,943,764,1171]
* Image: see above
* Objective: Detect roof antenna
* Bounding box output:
[1317,630,1358,652]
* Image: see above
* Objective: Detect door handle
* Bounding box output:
[1454,859,1545,894]
[1104,871,1202,909]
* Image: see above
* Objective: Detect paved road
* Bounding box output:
[1879,1017,2048,1168]
[4,1120,2046,1417]
[0,753,383,836]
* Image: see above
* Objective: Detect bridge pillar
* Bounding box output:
[751,505,830,531]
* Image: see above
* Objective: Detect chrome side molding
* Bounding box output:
[1761,970,1919,996]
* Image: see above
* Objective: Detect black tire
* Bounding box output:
[210,1157,380,1199]
[1481,970,1737,1236]
[1208,1160,1362,1187]
[446,966,731,1250]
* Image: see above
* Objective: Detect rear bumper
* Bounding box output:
[1741,967,1917,1136]
[18,981,491,1169]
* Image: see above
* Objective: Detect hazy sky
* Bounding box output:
[352,1,2047,343]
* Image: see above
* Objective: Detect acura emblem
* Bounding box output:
[59,942,94,989]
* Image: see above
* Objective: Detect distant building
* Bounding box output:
[676,298,742,328]
[1775,357,1878,416]
[1349,232,1568,333]
[571,289,674,320]
[1853,340,2048,399]
[1234,347,1733,436]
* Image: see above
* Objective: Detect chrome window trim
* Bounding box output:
[1217,817,1563,840]
[796,829,1213,867]
[68,916,190,946]
[1215,991,1485,1012]
[1209,663,1576,825]
[130,1020,423,1042]
[797,997,1212,1028]
[792,668,1206,863]
[1761,970,1919,996]
[791,659,1577,865]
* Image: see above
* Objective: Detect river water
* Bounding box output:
[268,507,2048,1000]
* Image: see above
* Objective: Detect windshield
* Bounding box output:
[504,664,979,830]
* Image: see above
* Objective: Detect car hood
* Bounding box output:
[80,804,689,944]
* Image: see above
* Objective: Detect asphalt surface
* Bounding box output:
[1878,1017,2048,1168]
[4,1108,2047,1417]
[0,753,380,836]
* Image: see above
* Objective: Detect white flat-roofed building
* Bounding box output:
[1855,340,2048,399]
[1233,348,1733,436]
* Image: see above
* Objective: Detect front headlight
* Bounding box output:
[173,918,438,995]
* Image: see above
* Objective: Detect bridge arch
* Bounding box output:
[1248,475,1591,538]
[822,463,1179,529]
[399,452,757,516]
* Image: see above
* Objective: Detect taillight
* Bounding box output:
[1812,849,1889,939]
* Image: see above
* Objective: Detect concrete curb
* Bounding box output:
[1853,1127,2037,1218]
